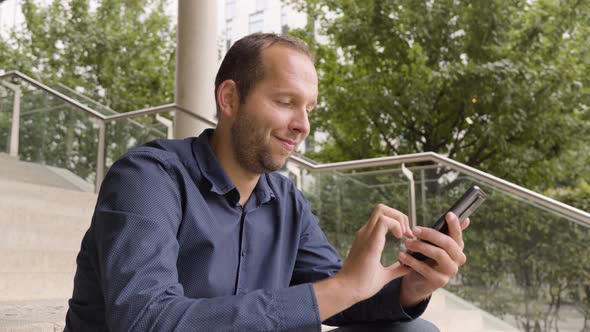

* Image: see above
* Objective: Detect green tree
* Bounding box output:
[292,0,590,190]
[0,0,176,184]
[0,0,175,112]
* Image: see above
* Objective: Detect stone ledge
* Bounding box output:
[0,299,66,332]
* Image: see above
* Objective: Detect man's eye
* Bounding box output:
[277,101,291,106]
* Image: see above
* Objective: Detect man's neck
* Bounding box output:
[209,129,260,207]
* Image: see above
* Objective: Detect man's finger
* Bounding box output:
[445,212,464,250]
[385,261,411,280]
[461,218,470,231]
[366,204,388,230]
[412,226,464,263]
[398,252,449,289]
[380,205,413,237]
[404,239,461,274]
[371,215,404,240]
[367,204,409,236]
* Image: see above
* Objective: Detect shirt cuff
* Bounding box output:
[380,278,430,320]
[274,283,321,331]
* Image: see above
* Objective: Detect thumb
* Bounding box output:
[384,261,412,281]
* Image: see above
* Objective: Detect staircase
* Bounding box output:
[0,154,95,331]
[421,289,520,332]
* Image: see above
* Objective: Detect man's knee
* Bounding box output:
[398,318,440,332]
[329,318,440,332]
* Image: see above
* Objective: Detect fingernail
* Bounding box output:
[413,226,421,235]
[399,251,407,258]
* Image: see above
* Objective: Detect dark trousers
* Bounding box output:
[328,319,439,332]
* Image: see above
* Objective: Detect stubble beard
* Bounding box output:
[230,107,289,174]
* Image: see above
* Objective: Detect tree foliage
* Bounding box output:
[0,0,176,184]
[292,0,590,190]
[0,0,176,113]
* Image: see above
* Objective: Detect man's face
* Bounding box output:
[230,45,318,174]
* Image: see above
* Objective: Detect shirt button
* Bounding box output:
[241,251,246,257]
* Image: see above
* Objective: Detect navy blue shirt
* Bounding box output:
[65,129,426,331]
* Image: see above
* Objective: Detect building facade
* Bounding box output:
[221,0,307,55]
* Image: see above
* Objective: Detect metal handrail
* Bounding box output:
[0,71,217,125]
[290,154,590,226]
[0,71,217,190]
[55,82,118,115]
[1,71,106,119]
[1,70,588,226]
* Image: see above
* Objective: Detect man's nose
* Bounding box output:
[289,107,310,136]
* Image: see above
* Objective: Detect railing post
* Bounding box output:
[95,120,106,193]
[1,81,21,157]
[420,169,427,226]
[401,164,417,229]
[155,113,174,139]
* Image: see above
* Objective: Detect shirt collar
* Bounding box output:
[255,173,276,205]
[192,129,275,206]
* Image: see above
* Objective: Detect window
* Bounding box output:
[249,11,264,33]
[225,19,233,51]
[226,0,236,20]
[281,6,289,33]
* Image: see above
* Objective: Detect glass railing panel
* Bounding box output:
[50,83,116,116]
[17,88,99,189]
[302,164,589,331]
[302,168,410,264]
[414,166,590,332]
[105,113,172,174]
[0,91,13,154]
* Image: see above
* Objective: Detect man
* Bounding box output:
[65,33,468,331]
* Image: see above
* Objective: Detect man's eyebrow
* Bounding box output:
[268,87,296,94]
[270,89,316,101]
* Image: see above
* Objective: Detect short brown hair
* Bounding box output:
[214,33,314,115]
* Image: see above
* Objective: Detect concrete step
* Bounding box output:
[0,225,86,250]
[0,273,73,301]
[0,298,67,332]
[0,198,93,223]
[423,289,522,332]
[0,203,91,229]
[0,156,92,192]
[0,178,96,214]
[423,309,483,331]
[0,249,78,273]
[0,153,17,161]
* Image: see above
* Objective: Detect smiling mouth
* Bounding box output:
[275,136,297,152]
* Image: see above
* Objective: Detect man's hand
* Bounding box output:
[313,204,413,320]
[397,212,470,308]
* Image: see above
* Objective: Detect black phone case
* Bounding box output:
[407,185,487,261]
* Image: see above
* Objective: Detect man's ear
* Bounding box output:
[216,80,239,118]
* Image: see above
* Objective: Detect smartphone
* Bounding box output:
[406,185,487,261]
